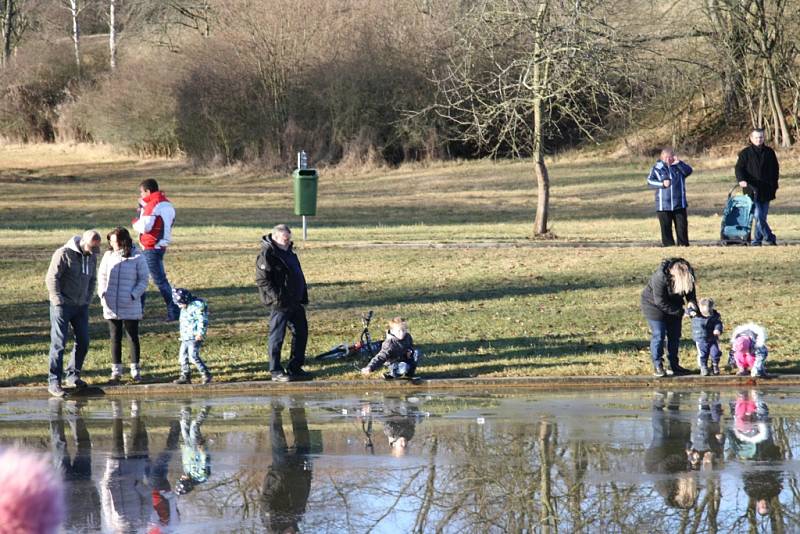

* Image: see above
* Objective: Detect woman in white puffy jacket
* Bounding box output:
[97,227,149,383]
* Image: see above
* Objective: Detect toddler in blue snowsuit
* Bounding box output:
[691,298,723,376]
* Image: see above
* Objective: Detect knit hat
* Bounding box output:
[733,335,753,355]
[172,288,194,305]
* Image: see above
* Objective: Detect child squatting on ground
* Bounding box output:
[361,317,420,379]
[691,298,724,376]
[729,322,769,378]
[172,288,212,384]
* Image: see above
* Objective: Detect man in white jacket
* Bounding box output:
[132,179,180,321]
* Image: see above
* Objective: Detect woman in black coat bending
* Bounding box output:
[641,258,698,377]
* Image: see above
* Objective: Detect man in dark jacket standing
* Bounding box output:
[45,230,101,397]
[736,128,779,245]
[255,224,311,382]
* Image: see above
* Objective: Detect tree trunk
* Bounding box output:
[109,0,116,70]
[531,1,550,237]
[69,0,81,74]
[704,0,744,115]
[1,0,14,68]
[538,420,555,533]
[766,65,792,147]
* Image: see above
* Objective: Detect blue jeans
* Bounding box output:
[179,340,209,375]
[647,317,682,369]
[696,341,721,368]
[142,248,180,320]
[49,304,90,385]
[752,200,776,244]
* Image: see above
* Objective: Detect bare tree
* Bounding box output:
[1,0,16,66]
[167,0,211,36]
[701,0,798,147]
[61,0,85,73]
[108,0,115,69]
[433,0,640,236]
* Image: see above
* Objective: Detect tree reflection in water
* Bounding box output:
[6,389,800,532]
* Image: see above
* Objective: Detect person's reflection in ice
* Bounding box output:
[382,397,423,457]
[685,391,725,471]
[357,401,376,454]
[176,405,212,496]
[727,390,783,519]
[645,391,698,510]
[49,398,101,531]
[100,399,150,533]
[148,418,181,531]
[260,402,312,534]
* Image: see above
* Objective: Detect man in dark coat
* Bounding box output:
[735,128,779,245]
[255,224,311,382]
[45,230,102,396]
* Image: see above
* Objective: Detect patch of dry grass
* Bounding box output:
[1,144,799,386]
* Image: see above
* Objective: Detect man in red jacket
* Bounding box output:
[133,179,180,321]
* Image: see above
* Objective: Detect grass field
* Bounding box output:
[1,143,799,387]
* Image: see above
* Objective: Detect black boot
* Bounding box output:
[670,364,692,376]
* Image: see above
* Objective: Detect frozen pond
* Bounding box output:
[2,388,800,533]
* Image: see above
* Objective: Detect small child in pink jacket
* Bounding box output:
[729,323,769,377]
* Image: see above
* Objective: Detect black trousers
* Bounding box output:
[657,208,689,246]
[108,319,140,365]
[268,305,308,374]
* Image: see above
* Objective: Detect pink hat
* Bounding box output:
[0,448,64,534]
[733,335,753,355]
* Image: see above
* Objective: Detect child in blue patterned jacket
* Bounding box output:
[172,288,212,384]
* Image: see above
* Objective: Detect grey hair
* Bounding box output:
[272,224,291,237]
[80,229,101,245]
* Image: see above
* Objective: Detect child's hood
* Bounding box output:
[730,322,767,347]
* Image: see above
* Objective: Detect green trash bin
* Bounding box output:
[293,168,318,216]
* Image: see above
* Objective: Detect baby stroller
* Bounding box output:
[720,185,754,246]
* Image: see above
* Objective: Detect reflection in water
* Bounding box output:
[687,392,724,470]
[49,398,101,531]
[3,389,800,532]
[148,416,180,530]
[730,390,784,527]
[646,391,696,509]
[382,397,422,457]
[176,405,211,496]
[100,400,151,533]
[260,403,312,534]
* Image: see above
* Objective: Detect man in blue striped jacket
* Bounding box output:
[647,148,693,246]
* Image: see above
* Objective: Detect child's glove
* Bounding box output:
[685,303,698,318]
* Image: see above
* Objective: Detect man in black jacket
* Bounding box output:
[735,128,779,245]
[256,224,311,382]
